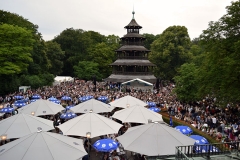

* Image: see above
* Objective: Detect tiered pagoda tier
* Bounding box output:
[106,11,156,83]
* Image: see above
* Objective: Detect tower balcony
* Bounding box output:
[112,71,153,75]
[117,56,148,60]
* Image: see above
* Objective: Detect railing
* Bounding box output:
[120,42,144,45]
[117,56,148,60]
[112,71,153,75]
[175,141,240,160]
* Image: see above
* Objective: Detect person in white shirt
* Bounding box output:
[212,116,217,129]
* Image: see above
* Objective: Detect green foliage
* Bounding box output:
[149,26,192,80]
[20,73,54,89]
[0,10,38,33]
[0,24,34,75]
[45,41,64,75]
[74,61,101,80]
[198,1,240,105]
[142,33,160,50]
[173,63,199,103]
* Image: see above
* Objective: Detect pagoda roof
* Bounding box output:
[105,74,156,83]
[122,33,145,38]
[110,59,156,66]
[124,18,142,29]
[116,45,149,52]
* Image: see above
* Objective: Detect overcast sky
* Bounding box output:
[0,0,233,41]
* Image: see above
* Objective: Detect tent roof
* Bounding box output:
[121,78,153,86]
[54,76,74,82]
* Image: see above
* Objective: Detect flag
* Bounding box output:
[169,116,173,127]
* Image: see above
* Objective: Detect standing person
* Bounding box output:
[212,116,217,129]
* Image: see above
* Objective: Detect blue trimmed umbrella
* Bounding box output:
[61,96,72,101]
[14,100,27,108]
[66,105,74,110]
[175,125,193,135]
[51,100,60,104]
[60,112,77,120]
[169,116,173,127]
[30,99,38,103]
[31,94,41,99]
[48,96,58,101]
[147,102,156,107]
[79,96,93,102]
[190,135,209,145]
[195,145,220,153]
[98,96,108,103]
[148,107,161,112]
[0,107,14,113]
[93,139,119,152]
[14,95,24,100]
[15,99,28,103]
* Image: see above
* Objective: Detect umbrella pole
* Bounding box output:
[86,132,91,160]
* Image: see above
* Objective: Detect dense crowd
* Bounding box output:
[1,79,240,145]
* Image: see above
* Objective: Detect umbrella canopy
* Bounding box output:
[30,99,40,103]
[175,125,193,135]
[71,99,114,113]
[169,116,173,127]
[112,105,163,124]
[18,99,64,116]
[190,135,209,145]
[58,112,122,138]
[48,96,58,101]
[148,107,161,112]
[31,94,41,99]
[117,122,196,156]
[147,102,156,107]
[60,112,77,120]
[14,95,24,100]
[79,96,93,102]
[195,145,220,153]
[0,107,14,113]
[98,96,108,103]
[61,96,72,101]
[65,105,74,110]
[0,131,87,160]
[0,113,54,139]
[109,95,147,108]
[14,101,27,108]
[93,139,119,152]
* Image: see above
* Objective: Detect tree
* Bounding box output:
[45,41,64,75]
[173,63,199,103]
[0,24,34,75]
[73,61,101,80]
[142,33,160,50]
[198,1,240,105]
[149,26,192,80]
[87,43,114,79]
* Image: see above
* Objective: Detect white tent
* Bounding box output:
[120,78,153,92]
[53,76,74,85]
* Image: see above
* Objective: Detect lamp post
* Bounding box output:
[1,134,7,145]
[86,132,91,159]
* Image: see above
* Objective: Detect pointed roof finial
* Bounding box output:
[132,5,135,19]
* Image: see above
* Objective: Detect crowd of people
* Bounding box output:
[1,79,240,158]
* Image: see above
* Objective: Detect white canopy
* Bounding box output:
[58,112,123,138]
[109,95,147,108]
[112,105,163,124]
[0,113,54,139]
[121,78,153,92]
[71,99,114,113]
[18,99,64,116]
[54,76,74,82]
[0,131,87,160]
[117,122,196,156]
